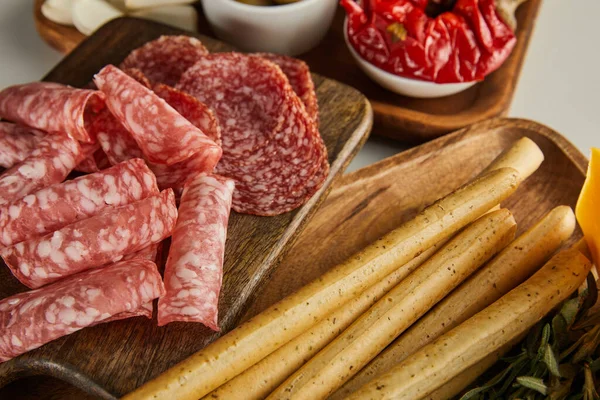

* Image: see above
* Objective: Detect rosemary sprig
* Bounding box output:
[460,274,600,400]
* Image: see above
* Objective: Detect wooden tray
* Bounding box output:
[34,0,541,143]
[0,18,372,399]
[244,117,588,319]
[0,118,587,399]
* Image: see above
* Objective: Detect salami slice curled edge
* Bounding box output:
[0,132,83,207]
[94,65,221,166]
[0,158,159,247]
[158,174,234,329]
[0,259,165,362]
[1,189,178,289]
[0,82,104,143]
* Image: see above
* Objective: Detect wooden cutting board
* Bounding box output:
[0,118,587,399]
[0,18,371,399]
[34,0,541,142]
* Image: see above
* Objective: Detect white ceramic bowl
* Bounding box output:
[201,0,338,56]
[343,19,477,98]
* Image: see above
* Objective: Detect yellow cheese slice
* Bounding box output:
[576,148,600,266]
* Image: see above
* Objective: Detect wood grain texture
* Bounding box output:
[0,18,372,399]
[34,1,541,142]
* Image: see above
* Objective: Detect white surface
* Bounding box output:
[344,19,477,98]
[0,0,597,173]
[201,0,337,56]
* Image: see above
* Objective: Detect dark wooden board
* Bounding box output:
[0,17,372,399]
[34,0,541,143]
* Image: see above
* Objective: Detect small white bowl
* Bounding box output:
[343,20,477,98]
[201,0,338,56]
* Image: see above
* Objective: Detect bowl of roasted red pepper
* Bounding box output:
[341,0,526,98]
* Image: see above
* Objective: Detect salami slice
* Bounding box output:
[256,53,319,123]
[177,53,286,160]
[75,143,102,173]
[0,123,106,174]
[0,132,83,207]
[92,108,144,166]
[0,82,104,142]
[120,35,209,86]
[94,65,222,166]
[122,67,152,88]
[1,189,177,289]
[158,174,234,329]
[0,122,44,169]
[102,243,161,322]
[0,158,159,247]
[177,53,327,215]
[153,83,221,146]
[0,259,165,362]
[150,149,222,191]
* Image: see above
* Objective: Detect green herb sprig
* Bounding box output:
[460,274,600,400]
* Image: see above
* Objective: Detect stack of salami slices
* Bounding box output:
[0,35,328,362]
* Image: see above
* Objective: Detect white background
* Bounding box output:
[0,0,597,172]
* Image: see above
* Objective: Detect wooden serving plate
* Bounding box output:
[244,117,588,319]
[0,18,372,399]
[34,0,541,142]
[0,118,587,399]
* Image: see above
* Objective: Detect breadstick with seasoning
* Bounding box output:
[332,205,575,399]
[348,247,592,400]
[122,168,520,400]
[267,209,516,400]
[205,240,449,400]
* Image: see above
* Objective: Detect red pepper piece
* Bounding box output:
[341,0,517,84]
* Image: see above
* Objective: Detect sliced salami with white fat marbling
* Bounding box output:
[0,259,165,362]
[177,53,328,215]
[0,132,83,207]
[1,189,177,289]
[255,53,319,123]
[120,35,209,86]
[158,174,234,329]
[152,83,221,146]
[0,122,44,169]
[0,158,159,247]
[94,65,221,166]
[0,123,107,174]
[101,243,162,322]
[0,82,104,143]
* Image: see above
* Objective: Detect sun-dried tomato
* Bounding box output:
[341,0,517,83]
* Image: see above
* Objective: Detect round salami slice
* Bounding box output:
[120,35,209,86]
[158,174,234,329]
[0,132,83,207]
[0,158,159,248]
[255,53,319,123]
[94,65,221,166]
[177,53,327,216]
[0,82,105,143]
[0,122,44,169]
[1,189,178,289]
[177,53,288,160]
[0,259,165,362]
